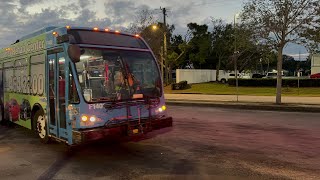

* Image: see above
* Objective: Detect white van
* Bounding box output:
[219,72,253,83]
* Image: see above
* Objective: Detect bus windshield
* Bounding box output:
[74,48,162,102]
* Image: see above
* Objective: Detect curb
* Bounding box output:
[166,100,320,113]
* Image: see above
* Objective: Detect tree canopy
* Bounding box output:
[126,4,319,86]
[241,0,320,104]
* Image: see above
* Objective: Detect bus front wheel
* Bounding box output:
[33,110,50,143]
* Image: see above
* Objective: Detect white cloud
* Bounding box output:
[0,0,309,55]
[0,0,112,48]
[19,0,44,6]
[79,0,95,9]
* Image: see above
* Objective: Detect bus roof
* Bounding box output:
[16,26,140,43]
[19,26,58,42]
[1,26,146,54]
[67,27,138,37]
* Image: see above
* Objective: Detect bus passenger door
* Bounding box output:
[0,68,3,122]
[47,49,68,141]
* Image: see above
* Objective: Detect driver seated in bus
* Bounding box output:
[114,70,130,100]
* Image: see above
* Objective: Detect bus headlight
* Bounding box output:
[156,105,166,113]
[81,115,97,122]
[90,116,96,122]
[81,115,88,122]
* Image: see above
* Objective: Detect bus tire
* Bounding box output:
[221,78,227,84]
[33,110,50,143]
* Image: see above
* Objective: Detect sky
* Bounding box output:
[0,0,308,60]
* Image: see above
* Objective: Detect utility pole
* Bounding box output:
[298,50,301,95]
[160,46,164,81]
[161,7,168,85]
[299,50,301,61]
[234,14,239,102]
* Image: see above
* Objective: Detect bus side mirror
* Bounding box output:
[68,44,81,63]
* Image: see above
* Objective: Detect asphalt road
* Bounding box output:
[0,106,320,180]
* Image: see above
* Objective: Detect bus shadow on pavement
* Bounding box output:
[36,133,184,179]
[36,127,175,179]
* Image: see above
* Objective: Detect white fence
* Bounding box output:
[311,54,320,75]
[176,69,227,84]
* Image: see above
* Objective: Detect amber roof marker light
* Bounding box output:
[52,31,58,37]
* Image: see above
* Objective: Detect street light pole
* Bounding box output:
[160,46,164,81]
[234,14,239,102]
[152,24,165,83]
[161,7,168,85]
[164,31,168,85]
[152,25,164,80]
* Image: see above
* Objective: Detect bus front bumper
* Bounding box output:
[72,116,173,145]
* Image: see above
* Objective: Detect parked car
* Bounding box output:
[252,73,264,78]
[220,73,251,83]
[228,73,241,79]
[310,73,320,79]
[264,72,278,78]
[263,70,289,79]
[241,73,251,79]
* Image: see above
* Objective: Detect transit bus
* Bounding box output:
[0,26,172,145]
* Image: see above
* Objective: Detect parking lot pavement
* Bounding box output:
[0,106,320,180]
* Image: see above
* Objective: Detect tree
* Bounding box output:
[231,22,266,73]
[302,16,320,53]
[167,35,188,83]
[211,19,234,80]
[167,36,187,67]
[261,47,277,74]
[282,55,297,75]
[303,30,320,54]
[171,35,184,54]
[127,9,157,34]
[210,19,273,78]
[186,23,212,68]
[127,9,162,63]
[168,35,186,69]
[127,9,188,84]
[131,22,174,65]
[241,0,320,104]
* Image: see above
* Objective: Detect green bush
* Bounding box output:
[171,81,189,90]
[228,78,320,87]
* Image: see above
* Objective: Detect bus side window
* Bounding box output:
[59,57,66,98]
[69,65,80,103]
[59,76,65,97]
[49,59,55,97]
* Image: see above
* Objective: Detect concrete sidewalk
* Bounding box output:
[164,94,320,112]
[165,94,320,105]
